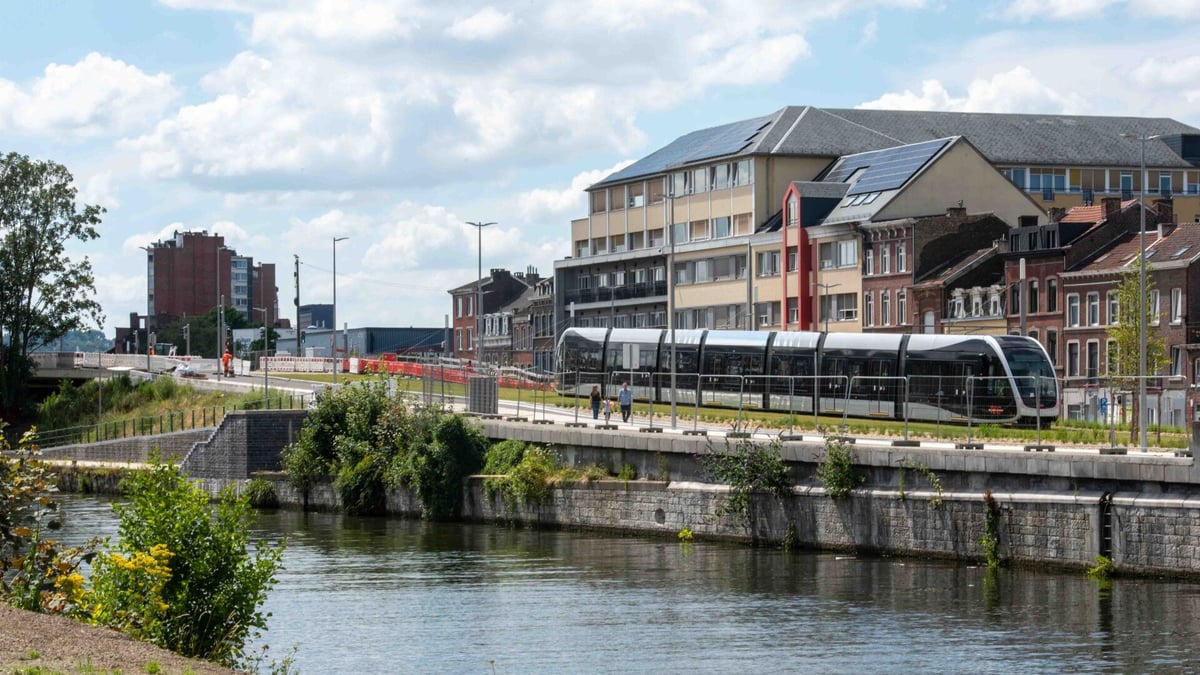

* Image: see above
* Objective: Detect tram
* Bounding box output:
[556,327,1059,426]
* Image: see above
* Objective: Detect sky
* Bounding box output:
[2,0,1199,337]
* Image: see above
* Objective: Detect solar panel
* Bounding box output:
[824,138,952,196]
[599,115,773,185]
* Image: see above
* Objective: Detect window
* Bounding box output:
[881,291,891,325]
[732,159,752,187]
[1067,293,1080,326]
[865,249,874,275]
[820,293,858,324]
[1067,341,1080,377]
[1120,172,1133,197]
[818,240,857,269]
[1172,346,1183,376]
[712,164,730,190]
[786,246,798,273]
[1047,278,1058,312]
[695,260,712,283]
[1028,280,1039,313]
[897,243,907,272]
[713,216,732,238]
[670,222,688,245]
[1086,292,1100,326]
[1086,341,1100,379]
[787,195,798,228]
[652,266,665,282]
[881,244,891,274]
[1172,287,1182,323]
[1047,330,1058,365]
[864,292,874,327]
[1151,289,1161,324]
[757,250,781,276]
[787,297,799,324]
[1160,174,1172,197]
[1108,291,1119,325]
[1030,168,1067,193]
[671,171,688,196]
[1011,283,1021,316]
[897,290,907,324]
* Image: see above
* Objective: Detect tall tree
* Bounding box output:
[1107,266,1168,444]
[0,153,104,416]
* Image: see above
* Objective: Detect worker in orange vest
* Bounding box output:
[222,349,233,377]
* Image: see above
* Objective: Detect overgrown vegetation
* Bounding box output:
[981,490,1002,569]
[697,437,791,522]
[84,452,285,667]
[483,445,561,506]
[1088,555,1115,581]
[897,458,944,509]
[245,477,279,509]
[815,434,860,500]
[281,377,489,519]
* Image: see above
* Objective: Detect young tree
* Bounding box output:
[0,153,104,416]
[1107,267,1168,444]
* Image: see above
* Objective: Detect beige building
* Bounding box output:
[554,106,1200,343]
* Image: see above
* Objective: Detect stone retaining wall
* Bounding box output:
[41,428,213,465]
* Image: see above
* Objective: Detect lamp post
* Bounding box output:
[216,245,229,380]
[255,307,270,408]
[1122,132,1162,452]
[332,236,348,385]
[817,282,841,332]
[466,221,495,368]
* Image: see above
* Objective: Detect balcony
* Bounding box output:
[563,281,668,306]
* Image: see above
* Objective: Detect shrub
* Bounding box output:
[816,435,860,500]
[484,446,561,506]
[483,439,529,475]
[335,451,387,516]
[617,464,637,481]
[388,412,487,520]
[244,478,279,509]
[85,452,284,667]
[697,438,791,521]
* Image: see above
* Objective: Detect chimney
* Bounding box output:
[946,206,967,222]
[1017,215,1039,228]
[1046,207,1066,222]
[1154,198,1174,227]
[1101,197,1121,220]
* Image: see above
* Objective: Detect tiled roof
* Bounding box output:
[1059,199,1139,224]
[915,247,996,287]
[1072,223,1200,275]
[592,106,1200,188]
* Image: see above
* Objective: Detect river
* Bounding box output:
[56,495,1200,673]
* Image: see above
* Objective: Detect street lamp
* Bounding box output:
[466,221,495,367]
[332,236,348,385]
[817,282,841,332]
[1121,132,1162,452]
[255,307,270,408]
[216,245,230,380]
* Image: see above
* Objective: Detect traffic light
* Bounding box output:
[300,330,306,345]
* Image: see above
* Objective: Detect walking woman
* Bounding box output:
[590,385,602,419]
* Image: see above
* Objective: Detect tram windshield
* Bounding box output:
[1002,345,1058,407]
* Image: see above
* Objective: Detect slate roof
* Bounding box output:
[1071,224,1200,275]
[914,247,997,287]
[592,106,1200,188]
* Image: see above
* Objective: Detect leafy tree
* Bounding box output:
[0,153,104,416]
[86,453,284,667]
[154,305,250,358]
[1107,267,1168,444]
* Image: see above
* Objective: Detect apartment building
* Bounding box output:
[557,106,1200,346]
[144,230,278,330]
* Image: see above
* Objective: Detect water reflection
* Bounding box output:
[57,496,1200,674]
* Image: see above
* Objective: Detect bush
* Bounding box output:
[388,411,487,520]
[483,439,529,475]
[335,450,387,516]
[697,438,791,521]
[816,435,860,500]
[244,477,279,510]
[85,452,284,667]
[484,446,561,506]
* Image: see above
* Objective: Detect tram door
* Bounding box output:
[868,359,895,416]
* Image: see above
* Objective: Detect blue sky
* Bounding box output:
[2,0,1198,336]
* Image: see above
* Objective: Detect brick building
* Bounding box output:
[448,267,541,363]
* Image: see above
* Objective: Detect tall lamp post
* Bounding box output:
[817,282,841,332]
[331,237,348,385]
[215,245,229,380]
[466,221,495,368]
[1121,132,1162,452]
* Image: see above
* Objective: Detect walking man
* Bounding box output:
[618,381,633,423]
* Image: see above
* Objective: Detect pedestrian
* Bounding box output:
[618,381,633,423]
[602,397,613,423]
[221,349,233,377]
[590,385,602,419]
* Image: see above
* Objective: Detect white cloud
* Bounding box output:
[122,222,188,253]
[249,0,421,47]
[446,7,514,41]
[999,0,1120,21]
[858,67,1088,114]
[283,209,374,245]
[0,52,176,138]
[516,159,635,225]
[1131,56,1200,89]
[79,172,121,211]
[859,16,879,47]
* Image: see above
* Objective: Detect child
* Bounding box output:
[602,397,614,423]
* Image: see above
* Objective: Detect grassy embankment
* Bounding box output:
[272,373,1189,450]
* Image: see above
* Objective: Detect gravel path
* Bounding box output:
[0,605,236,674]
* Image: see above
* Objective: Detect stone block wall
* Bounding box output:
[40,428,213,465]
[1111,495,1200,575]
[181,410,308,479]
